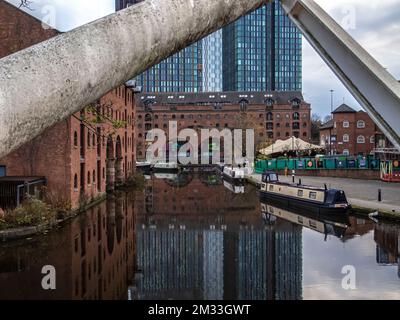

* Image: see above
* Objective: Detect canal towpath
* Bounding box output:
[246,173,400,218]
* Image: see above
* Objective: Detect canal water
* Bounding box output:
[0,171,399,300]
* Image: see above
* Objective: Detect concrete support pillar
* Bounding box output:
[106,158,116,192]
[115,158,124,186]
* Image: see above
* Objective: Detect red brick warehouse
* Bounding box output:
[135,92,311,161]
[0,1,137,210]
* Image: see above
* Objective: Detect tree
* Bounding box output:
[311,113,322,144]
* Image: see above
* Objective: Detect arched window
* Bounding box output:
[266,112,273,121]
[145,113,152,122]
[93,170,96,184]
[357,120,365,128]
[87,132,91,147]
[103,167,105,179]
[357,135,365,144]
[74,174,78,190]
[87,171,91,185]
[343,134,349,142]
[92,133,96,146]
[293,112,300,120]
[74,131,78,147]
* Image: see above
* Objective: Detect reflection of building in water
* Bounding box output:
[203,230,224,300]
[136,222,302,300]
[374,223,400,277]
[0,193,136,300]
[237,222,302,300]
[135,174,303,300]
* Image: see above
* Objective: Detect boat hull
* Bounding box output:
[259,190,350,216]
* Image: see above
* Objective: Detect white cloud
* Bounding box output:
[303,0,400,117]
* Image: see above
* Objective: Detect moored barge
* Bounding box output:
[259,171,351,214]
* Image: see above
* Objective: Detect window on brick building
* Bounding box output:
[357,135,365,144]
[103,168,105,179]
[88,171,91,185]
[74,174,78,190]
[92,133,96,147]
[293,112,300,120]
[266,112,273,121]
[303,132,307,137]
[343,121,349,128]
[357,120,365,128]
[74,131,78,147]
[87,132,91,147]
[293,122,300,130]
[343,149,350,156]
[93,170,96,184]
[286,132,290,137]
[370,136,375,144]
[343,134,349,142]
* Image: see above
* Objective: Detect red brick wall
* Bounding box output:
[320,111,378,156]
[0,3,137,209]
[0,1,59,59]
[136,102,311,159]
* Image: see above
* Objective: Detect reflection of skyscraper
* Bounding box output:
[203,230,224,300]
[238,223,302,300]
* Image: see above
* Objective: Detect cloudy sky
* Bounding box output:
[7,0,400,117]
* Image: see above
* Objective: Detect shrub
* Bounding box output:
[3,196,56,229]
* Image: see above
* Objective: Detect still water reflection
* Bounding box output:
[0,172,399,300]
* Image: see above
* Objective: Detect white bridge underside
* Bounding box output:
[281,0,400,151]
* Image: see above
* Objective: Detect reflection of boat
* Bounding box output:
[260,200,350,238]
[154,173,178,180]
[260,171,351,215]
[223,166,245,182]
[153,162,179,172]
[136,161,152,171]
[223,180,245,194]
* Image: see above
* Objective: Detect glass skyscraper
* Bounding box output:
[202,30,223,92]
[223,1,302,92]
[116,0,302,93]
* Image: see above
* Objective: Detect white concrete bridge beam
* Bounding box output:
[0,0,267,159]
[281,0,400,151]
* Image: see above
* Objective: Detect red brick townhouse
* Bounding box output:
[319,103,395,157]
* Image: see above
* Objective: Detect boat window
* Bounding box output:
[309,192,317,200]
[335,191,347,203]
[269,173,278,182]
[269,185,274,191]
[297,190,304,197]
[309,220,317,229]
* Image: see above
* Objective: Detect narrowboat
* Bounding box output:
[259,171,351,214]
[260,200,350,239]
[222,166,245,182]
